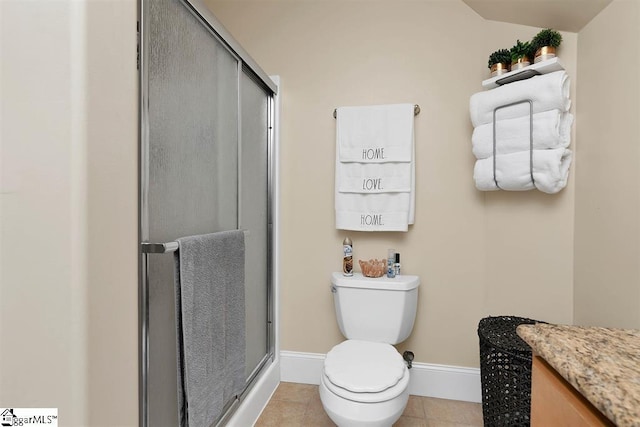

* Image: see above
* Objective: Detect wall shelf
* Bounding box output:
[482,57,565,89]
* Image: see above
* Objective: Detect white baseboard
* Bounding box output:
[280,350,481,403]
[407,361,481,403]
[280,351,326,385]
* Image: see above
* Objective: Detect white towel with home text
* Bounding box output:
[335,103,415,231]
[337,103,415,163]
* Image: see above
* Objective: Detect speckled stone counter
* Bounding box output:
[517,323,640,427]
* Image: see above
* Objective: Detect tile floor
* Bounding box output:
[255,382,483,427]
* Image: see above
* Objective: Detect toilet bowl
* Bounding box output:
[319,340,410,427]
[321,272,420,427]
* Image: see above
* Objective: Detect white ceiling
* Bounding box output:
[462,0,613,32]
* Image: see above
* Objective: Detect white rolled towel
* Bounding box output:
[472,110,573,159]
[469,70,571,127]
[474,148,572,194]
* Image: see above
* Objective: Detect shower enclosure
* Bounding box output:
[138,0,277,425]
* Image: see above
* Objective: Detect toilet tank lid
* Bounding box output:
[331,272,420,291]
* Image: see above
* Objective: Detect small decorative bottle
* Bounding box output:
[343,237,353,276]
[394,253,401,276]
[387,249,396,278]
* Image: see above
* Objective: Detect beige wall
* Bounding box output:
[0,1,138,425]
[1,3,87,422]
[208,0,577,368]
[85,1,138,425]
[574,0,640,328]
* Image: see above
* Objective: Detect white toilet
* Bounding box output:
[320,272,420,427]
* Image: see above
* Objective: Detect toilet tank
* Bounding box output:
[330,272,420,344]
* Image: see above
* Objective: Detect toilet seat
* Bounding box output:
[323,340,409,403]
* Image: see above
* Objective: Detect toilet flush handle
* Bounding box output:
[330,285,337,293]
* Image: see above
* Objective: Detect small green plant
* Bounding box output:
[531,28,563,51]
[487,49,511,69]
[510,39,532,62]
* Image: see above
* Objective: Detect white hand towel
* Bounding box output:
[469,71,571,127]
[335,160,415,230]
[335,103,416,231]
[337,162,412,193]
[474,148,572,194]
[337,103,415,162]
[472,110,573,159]
[335,193,413,232]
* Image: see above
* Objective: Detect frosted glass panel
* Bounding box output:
[145,0,238,425]
[147,0,238,240]
[142,0,276,424]
[240,70,270,378]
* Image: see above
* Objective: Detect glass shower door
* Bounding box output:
[140,0,275,425]
[240,69,272,381]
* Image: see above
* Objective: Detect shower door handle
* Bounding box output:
[141,242,179,254]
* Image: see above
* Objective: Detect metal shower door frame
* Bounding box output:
[138,0,277,425]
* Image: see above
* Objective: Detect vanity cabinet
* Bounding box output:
[531,355,614,427]
[519,323,640,427]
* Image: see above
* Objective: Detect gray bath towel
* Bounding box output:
[174,230,246,427]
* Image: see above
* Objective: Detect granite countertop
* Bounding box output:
[517,323,640,427]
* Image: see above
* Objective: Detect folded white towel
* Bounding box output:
[335,193,413,232]
[335,103,415,231]
[469,71,571,127]
[472,110,573,159]
[474,148,572,194]
[337,162,412,193]
[335,161,415,230]
[337,103,415,162]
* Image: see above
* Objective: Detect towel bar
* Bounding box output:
[141,241,180,254]
[141,230,249,254]
[333,104,420,119]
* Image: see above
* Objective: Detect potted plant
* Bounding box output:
[488,48,511,77]
[531,28,562,63]
[510,39,532,70]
